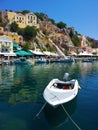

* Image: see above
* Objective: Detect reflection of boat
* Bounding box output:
[35,57,47,63]
[82,58,94,62]
[44,98,77,127]
[43,78,80,106]
[13,57,28,64]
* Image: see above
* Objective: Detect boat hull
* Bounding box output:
[43,79,80,106]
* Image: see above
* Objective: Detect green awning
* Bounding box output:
[27,51,34,56]
[15,50,33,56]
[13,43,19,48]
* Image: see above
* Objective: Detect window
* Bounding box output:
[34,17,35,20]
[5,42,7,46]
[1,48,4,52]
[5,48,8,52]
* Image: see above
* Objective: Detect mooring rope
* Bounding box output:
[47,82,82,130]
[61,104,82,130]
[33,102,47,120]
[49,91,82,130]
[33,85,82,130]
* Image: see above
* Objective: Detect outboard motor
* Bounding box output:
[63,73,69,81]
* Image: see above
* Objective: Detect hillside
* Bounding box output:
[35,16,98,56]
[0,10,98,56]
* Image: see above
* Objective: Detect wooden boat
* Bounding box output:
[43,78,80,107]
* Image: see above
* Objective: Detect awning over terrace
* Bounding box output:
[15,50,34,56]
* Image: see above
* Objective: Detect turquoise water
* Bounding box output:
[0,62,98,130]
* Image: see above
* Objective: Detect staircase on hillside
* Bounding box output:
[39,31,67,58]
[49,39,67,59]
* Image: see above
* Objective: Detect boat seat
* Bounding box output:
[53,82,72,89]
[62,86,71,90]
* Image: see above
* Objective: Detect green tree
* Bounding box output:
[0,15,3,26]
[23,26,37,41]
[71,34,80,47]
[34,12,44,21]
[56,21,67,29]
[22,42,31,51]
[18,28,24,36]
[49,18,55,24]
[21,10,30,15]
[10,22,19,32]
[91,43,96,48]
[69,30,74,38]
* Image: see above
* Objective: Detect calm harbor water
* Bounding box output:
[0,61,98,130]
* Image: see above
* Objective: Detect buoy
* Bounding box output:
[78,85,81,89]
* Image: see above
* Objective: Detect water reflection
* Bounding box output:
[0,65,41,104]
[0,63,74,104]
[0,62,98,105]
[44,97,77,127]
[0,62,98,130]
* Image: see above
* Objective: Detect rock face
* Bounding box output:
[38,19,98,55]
[0,10,98,56]
[38,20,76,55]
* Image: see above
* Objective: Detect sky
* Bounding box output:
[0,0,98,40]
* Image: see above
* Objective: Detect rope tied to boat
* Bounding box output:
[33,102,47,120]
[61,104,82,130]
[49,92,82,130]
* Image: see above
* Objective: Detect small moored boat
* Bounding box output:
[43,78,80,107]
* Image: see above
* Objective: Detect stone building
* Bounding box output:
[0,10,39,29]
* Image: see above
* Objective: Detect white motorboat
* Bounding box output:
[43,78,80,107]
